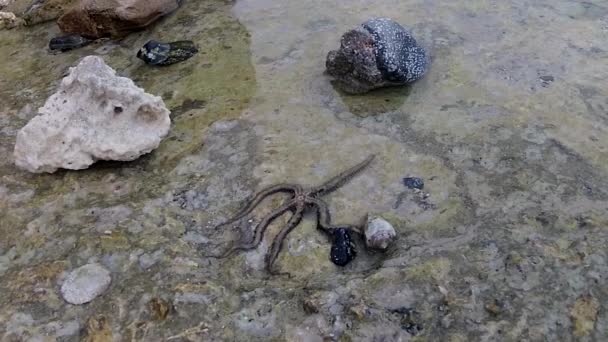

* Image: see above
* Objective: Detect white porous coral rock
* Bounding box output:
[13,55,170,173]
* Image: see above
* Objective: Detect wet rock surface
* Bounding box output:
[326,17,428,93]
[60,263,111,305]
[57,0,181,38]
[13,55,171,173]
[1,0,608,340]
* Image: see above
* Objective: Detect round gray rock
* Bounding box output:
[364,216,397,250]
[60,263,111,304]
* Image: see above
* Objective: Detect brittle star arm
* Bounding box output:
[311,155,375,197]
[219,200,296,258]
[311,198,363,236]
[265,204,305,274]
[215,183,302,228]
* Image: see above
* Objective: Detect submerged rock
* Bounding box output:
[330,228,357,266]
[60,263,111,305]
[57,0,181,38]
[403,177,424,190]
[13,55,171,173]
[137,40,198,66]
[364,216,397,251]
[49,34,92,51]
[326,17,428,94]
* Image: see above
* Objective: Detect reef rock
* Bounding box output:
[326,17,428,94]
[364,216,397,250]
[58,0,181,38]
[60,263,111,305]
[14,56,170,173]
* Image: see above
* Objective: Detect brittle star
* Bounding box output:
[209,155,375,275]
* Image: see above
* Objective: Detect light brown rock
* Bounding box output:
[58,0,180,38]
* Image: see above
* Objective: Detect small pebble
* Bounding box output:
[403,177,424,190]
[364,216,397,250]
[60,263,111,305]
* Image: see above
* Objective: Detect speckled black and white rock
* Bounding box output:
[137,40,199,66]
[330,228,357,266]
[60,263,111,305]
[364,216,397,250]
[326,17,428,94]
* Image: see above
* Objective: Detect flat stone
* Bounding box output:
[60,263,111,305]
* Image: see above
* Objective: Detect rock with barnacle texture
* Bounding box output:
[364,216,397,251]
[326,17,428,94]
[13,55,170,173]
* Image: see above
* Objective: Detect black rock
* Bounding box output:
[330,228,357,266]
[137,40,198,66]
[49,34,92,52]
[403,177,424,190]
[326,17,428,94]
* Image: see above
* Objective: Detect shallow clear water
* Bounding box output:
[1,0,608,340]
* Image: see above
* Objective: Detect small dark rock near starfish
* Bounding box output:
[326,17,428,94]
[403,177,424,190]
[210,155,375,274]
